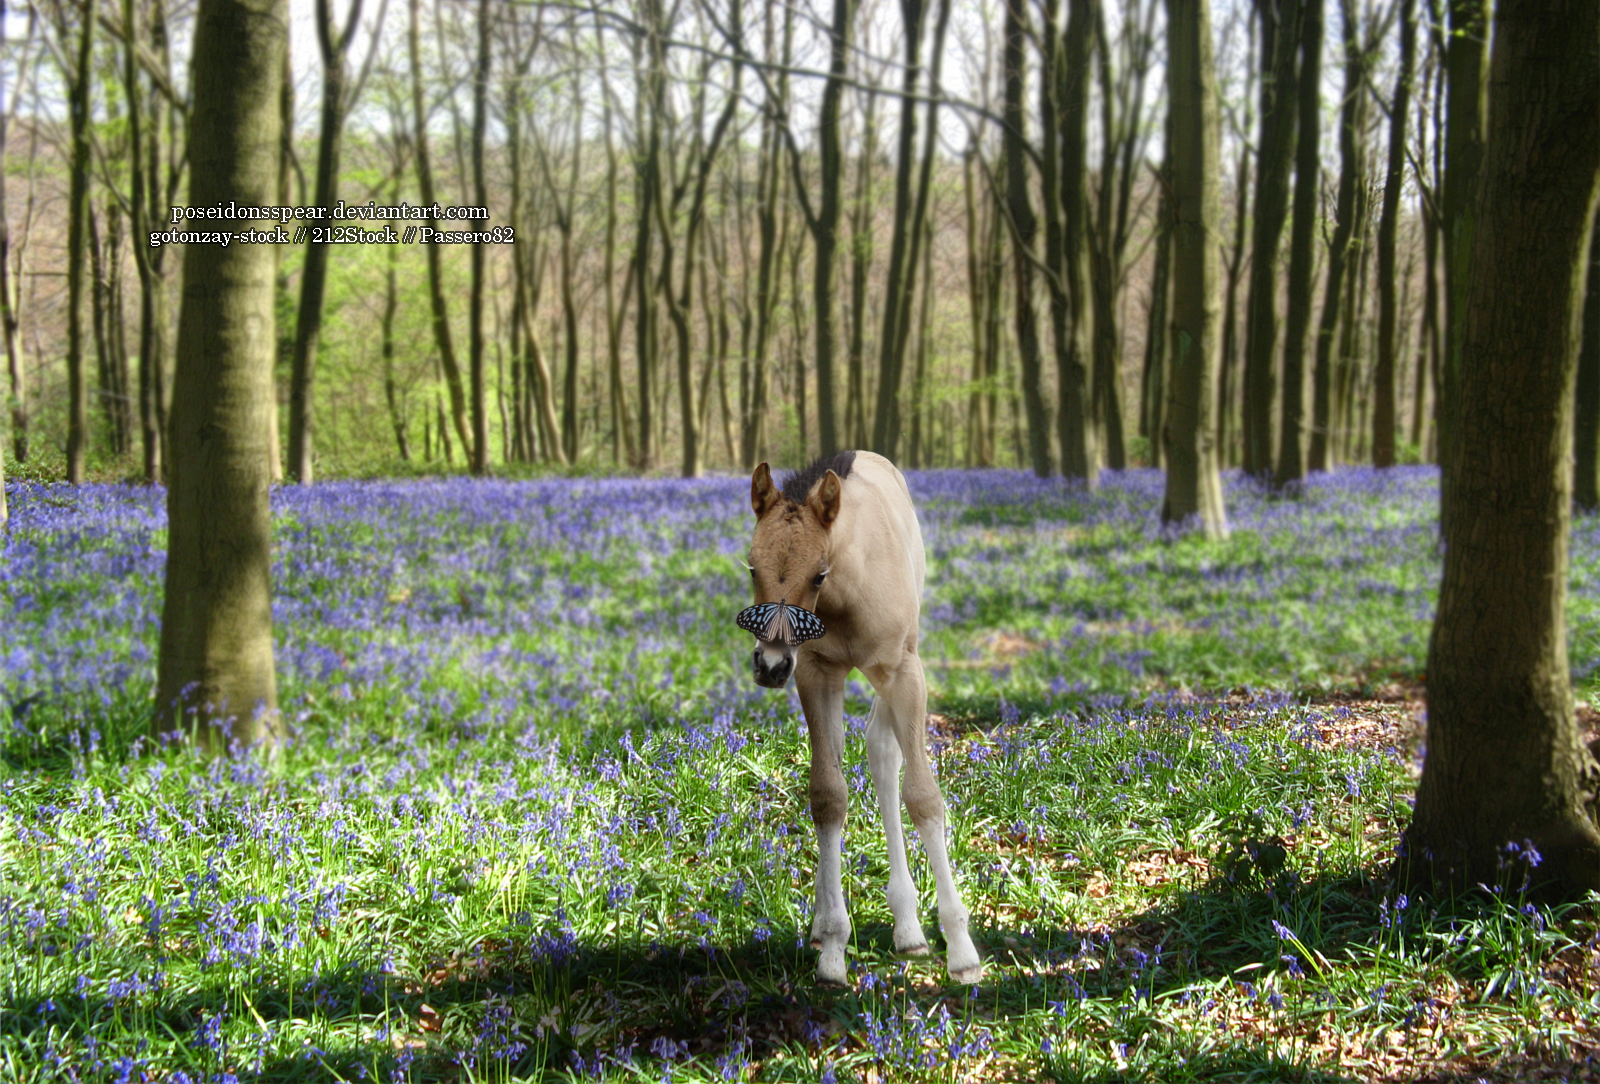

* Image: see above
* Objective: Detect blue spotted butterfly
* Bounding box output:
[736,599,827,645]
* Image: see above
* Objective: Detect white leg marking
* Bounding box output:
[865,698,930,955]
[811,821,850,984]
[872,656,983,985]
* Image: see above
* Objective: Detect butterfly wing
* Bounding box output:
[787,606,827,643]
[737,603,777,638]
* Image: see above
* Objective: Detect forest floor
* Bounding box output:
[3,467,1599,1082]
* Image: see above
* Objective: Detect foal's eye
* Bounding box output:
[813,571,828,588]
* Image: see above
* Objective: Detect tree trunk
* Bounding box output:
[1405,0,1600,895]
[1002,0,1054,477]
[1160,0,1228,539]
[870,0,931,460]
[1576,222,1600,513]
[63,0,94,483]
[407,0,472,464]
[1242,0,1300,479]
[1274,0,1321,490]
[467,0,489,475]
[810,0,853,457]
[286,0,364,484]
[1438,0,1489,530]
[1142,153,1172,468]
[156,0,285,748]
[1372,0,1416,469]
[1056,0,1097,483]
[846,89,878,451]
[381,201,410,462]
[1309,0,1367,472]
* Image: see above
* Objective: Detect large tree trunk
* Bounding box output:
[156,0,285,748]
[1002,0,1053,477]
[1161,0,1227,538]
[1372,0,1416,469]
[1404,0,1600,895]
[1273,0,1321,489]
[1438,0,1489,530]
[1241,0,1300,479]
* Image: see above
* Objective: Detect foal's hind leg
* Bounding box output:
[795,661,851,985]
[864,697,932,956]
[866,655,983,985]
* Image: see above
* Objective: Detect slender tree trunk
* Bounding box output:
[63,0,94,483]
[1218,132,1250,466]
[1242,0,1300,479]
[1372,0,1415,468]
[0,0,16,489]
[1274,0,1321,489]
[1405,0,1600,895]
[286,0,365,484]
[810,0,853,457]
[1056,0,1098,483]
[1309,0,1367,472]
[407,0,472,463]
[156,0,285,747]
[1002,0,1053,476]
[1142,153,1172,468]
[1161,0,1228,538]
[381,202,409,462]
[846,89,878,451]
[467,0,489,474]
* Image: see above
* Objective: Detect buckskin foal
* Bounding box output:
[740,450,981,986]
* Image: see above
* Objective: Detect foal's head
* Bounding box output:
[744,462,843,688]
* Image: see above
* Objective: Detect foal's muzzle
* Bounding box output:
[752,642,795,688]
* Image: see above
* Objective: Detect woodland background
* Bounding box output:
[0,0,1457,486]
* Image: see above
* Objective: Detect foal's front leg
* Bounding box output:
[796,662,851,985]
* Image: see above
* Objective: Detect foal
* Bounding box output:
[741,450,981,985]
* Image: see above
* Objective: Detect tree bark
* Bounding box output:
[1055,0,1097,483]
[1576,222,1600,513]
[1161,0,1228,538]
[1002,0,1053,477]
[156,0,285,748]
[810,0,852,457]
[1309,0,1367,472]
[62,0,95,483]
[286,0,365,484]
[1241,0,1300,479]
[407,0,472,464]
[1404,0,1600,896]
[1438,0,1488,530]
[467,0,489,474]
[1372,0,1416,469]
[1274,0,1321,489]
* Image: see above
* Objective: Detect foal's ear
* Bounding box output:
[751,462,782,518]
[807,470,843,529]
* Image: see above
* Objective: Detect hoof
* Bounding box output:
[947,962,983,985]
[815,972,850,989]
[895,941,931,957]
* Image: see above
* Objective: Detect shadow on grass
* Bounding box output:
[0,869,1406,1084]
[7,831,1579,1084]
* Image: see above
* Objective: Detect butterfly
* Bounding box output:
[736,599,827,645]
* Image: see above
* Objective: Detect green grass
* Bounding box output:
[3,469,1599,1082]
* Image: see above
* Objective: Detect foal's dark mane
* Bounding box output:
[781,450,857,503]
